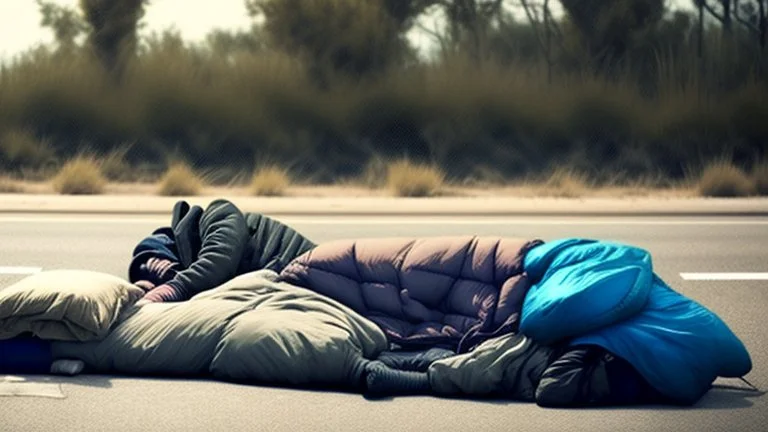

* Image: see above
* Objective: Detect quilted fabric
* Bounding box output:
[279,236,543,352]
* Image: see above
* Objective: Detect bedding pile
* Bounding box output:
[280,236,753,406]
[0,236,753,408]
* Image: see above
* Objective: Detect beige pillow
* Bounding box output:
[0,270,145,342]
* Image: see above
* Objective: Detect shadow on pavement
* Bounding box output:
[27,373,764,412]
[356,385,766,411]
[57,374,114,389]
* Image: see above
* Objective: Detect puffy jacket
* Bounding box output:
[278,236,544,352]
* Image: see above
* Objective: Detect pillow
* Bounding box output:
[0,270,145,342]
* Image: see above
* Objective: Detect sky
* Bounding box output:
[0,0,694,62]
[0,0,253,60]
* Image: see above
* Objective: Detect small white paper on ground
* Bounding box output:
[0,375,66,399]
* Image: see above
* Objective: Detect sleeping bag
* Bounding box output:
[521,238,753,405]
[50,270,388,388]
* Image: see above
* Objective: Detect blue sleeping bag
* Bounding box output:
[521,238,753,405]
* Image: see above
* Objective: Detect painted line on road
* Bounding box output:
[2,265,766,282]
[1,216,768,226]
[681,272,768,281]
[0,266,42,275]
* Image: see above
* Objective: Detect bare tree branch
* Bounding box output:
[701,0,725,22]
[735,14,761,33]
[416,18,452,53]
[520,0,547,51]
[541,1,567,53]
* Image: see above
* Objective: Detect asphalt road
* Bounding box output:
[1,214,767,432]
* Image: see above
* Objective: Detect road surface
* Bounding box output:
[1,213,766,432]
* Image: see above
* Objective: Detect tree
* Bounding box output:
[559,0,665,72]
[247,0,406,83]
[519,0,559,82]
[79,0,148,79]
[694,0,766,42]
[206,26,265,57]
[439,0,506,59]
[36,0,88,54]
[694,0,733,34]
[734,0,768,48]
[485,9,546,65]
[694,1,766,76]
[378,0,442,30]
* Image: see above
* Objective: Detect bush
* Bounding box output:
[250,165,291,196]
[156,163,203,196]
[698,161,755,197]
[0,129,56,170]
[51,157,107,195]
[1,38,766,185]
[752,163,768,196]
[386,159,445,197]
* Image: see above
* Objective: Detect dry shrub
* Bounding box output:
[698,161,755,197]
[386,159,445,197]
[51,157,107,195]
[156,163,203,196]
[250,165,292,196]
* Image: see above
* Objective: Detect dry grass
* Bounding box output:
[0,129,56,169]
[386,159,445,197]
[250,165,292,196]
[99,145,136,182]
[156,163,204,196]
[51,157,107,195]
[752,163,768,196]
[539,169,591,198]
[0,175,24,193]
[697,161,756,197]
[358,156,389,189]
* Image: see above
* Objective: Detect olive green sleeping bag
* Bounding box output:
[51,270,388,387]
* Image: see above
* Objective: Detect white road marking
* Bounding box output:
[0,266,42,275]
[3,266,766,283]
[0,216,767,226]
[681,273,768,281]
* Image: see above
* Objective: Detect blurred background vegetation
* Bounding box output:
[0,0,766,191]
